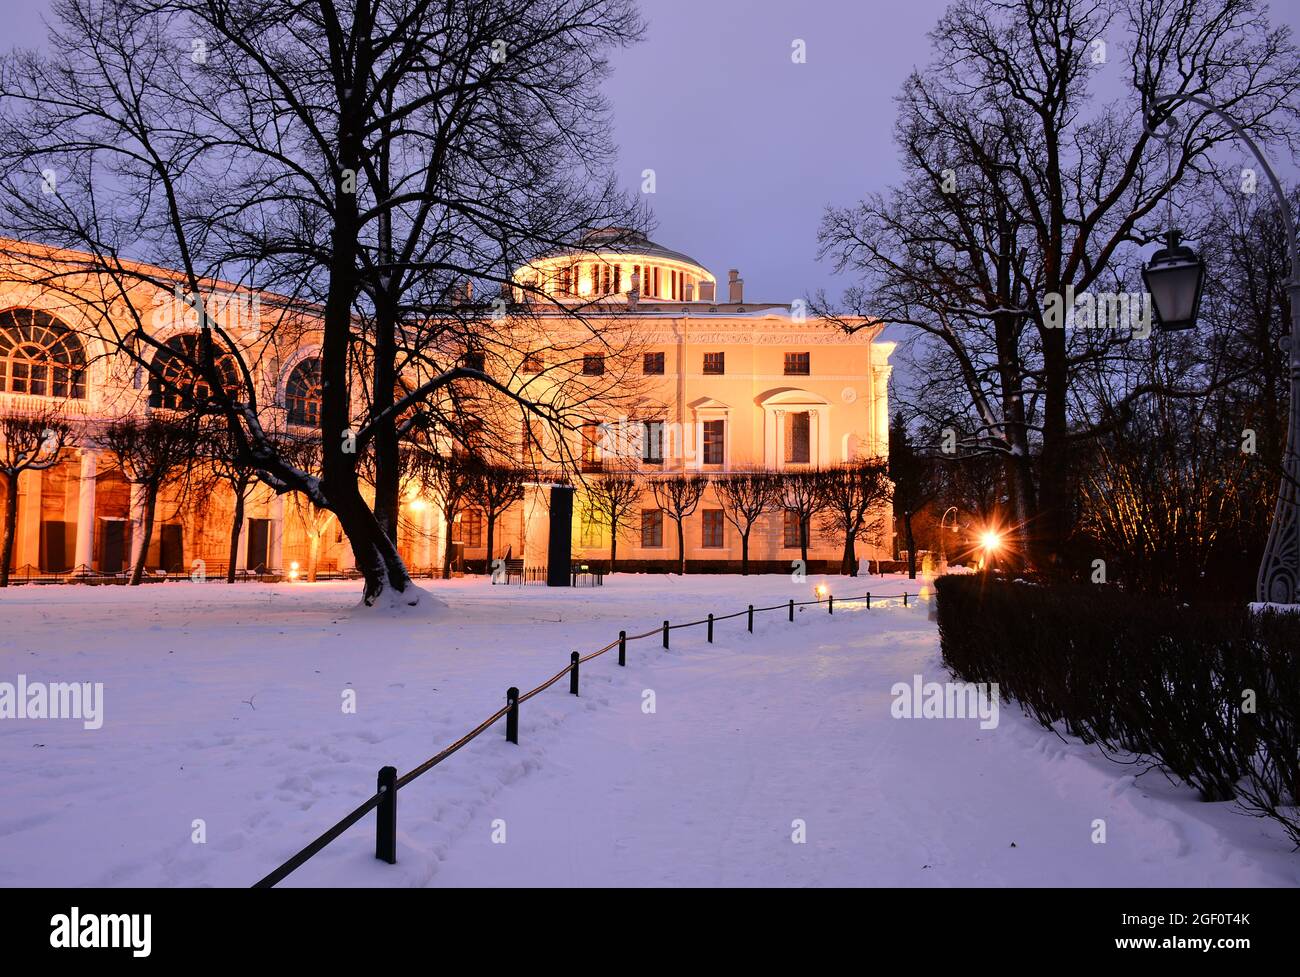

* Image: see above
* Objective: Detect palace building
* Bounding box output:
[0,230,894,580]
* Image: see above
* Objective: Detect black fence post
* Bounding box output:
[747,605,753,633]
[788,599,794,622]
[505,687,519,744]
[569,651,580,695]
[375,765,397,865]
[618,630,626,667]
[707,613,714,643]
[866,592,871,609]
[904,592,909,607]
[829,595,834,615]
[663,620,670,650]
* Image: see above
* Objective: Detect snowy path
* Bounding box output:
[429,598,1296,887]
[0,575,1295,887]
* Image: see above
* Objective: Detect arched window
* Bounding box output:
[285,357,322,427]
[0,308,87,399]
[149,333,241,410]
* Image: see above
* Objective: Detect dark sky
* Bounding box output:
[6,0,1298,308]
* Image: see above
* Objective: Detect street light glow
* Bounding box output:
[980,530,1003,552]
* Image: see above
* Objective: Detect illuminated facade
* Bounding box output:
[0,230,893,579]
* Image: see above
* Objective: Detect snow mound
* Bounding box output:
[350,580,447,618]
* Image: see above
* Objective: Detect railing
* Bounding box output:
[251,586,925,888]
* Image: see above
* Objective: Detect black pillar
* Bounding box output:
[547,485,574,587]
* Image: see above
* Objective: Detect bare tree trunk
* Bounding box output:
[904,511,917,580]
[330,482,408,603]
[307,531,320,582]
[843,535,856,576]
[608,516,618,570]
[799,518,810,568]
[484,511,496,576]
[0,472,17,587]
[740,530,750,576]
[676,517,686,575]
[442,509,454,579]
[130,488,157,586]
[226,485,245,584]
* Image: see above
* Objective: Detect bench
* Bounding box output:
[570,562,605,587]
[501,558,525,585]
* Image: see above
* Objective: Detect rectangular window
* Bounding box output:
[580,515,603,548]
[521,418,542,464]
[643,351,665,375]
[581,422,603,472]
[462,509,483,548]
[653,267,660,297]
[641,509,664,548]
[785,411,811,464]
[784,352,810,375]
[523,352,544,373]
[641,420,664,464]
[783,509,802,548]
[582,353,605,376]
[703,352,725,375]
[702,419,724,465]
[614,265,622,293]
[462,351,485,372]
[560,266,572,296]
[701,509,724,548]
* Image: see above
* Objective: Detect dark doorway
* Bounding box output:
[159,523,184,573]
[247,518,270,571]
[100,519,127,573]
[41,521,71,573]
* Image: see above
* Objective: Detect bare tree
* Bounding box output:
[649,473,707,575]
[410,450,481,580]
[818,0,1300,571]
[582,468,641,568]
[779,470,828,570]
[0,0,646,605]
[889,414,939,579]
[0,408,71,586]
[98,415,202,585]
[713,469,779,575]
[819,460,892,576]
[202,424,262,583]
[466,463,527,574]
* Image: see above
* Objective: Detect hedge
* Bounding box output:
[934,574,1300,846]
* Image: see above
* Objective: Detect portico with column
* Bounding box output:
[73,448,98,571]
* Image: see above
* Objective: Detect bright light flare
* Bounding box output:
[980,530,1003,552]
[815,582,830,599]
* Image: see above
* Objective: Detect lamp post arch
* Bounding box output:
[1144,92,1300,604]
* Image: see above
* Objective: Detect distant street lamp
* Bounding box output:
[1143,93,1300,604]
[979,528,1003,570]
[938,506,960,569]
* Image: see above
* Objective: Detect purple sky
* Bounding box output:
[602,0,954,305]
[6,0,1299,307]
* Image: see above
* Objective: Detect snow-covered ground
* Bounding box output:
[1,573,1295,887]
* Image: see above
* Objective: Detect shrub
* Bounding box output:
[935,575,1300,841]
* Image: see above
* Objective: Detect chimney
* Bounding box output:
[728,269,744,304]
[684,283,695,302]
[698,280,715,302]
[452,280,474,305]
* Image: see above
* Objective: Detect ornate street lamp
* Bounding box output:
[1142,230,1205,332]
[1144,93,1300,604]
